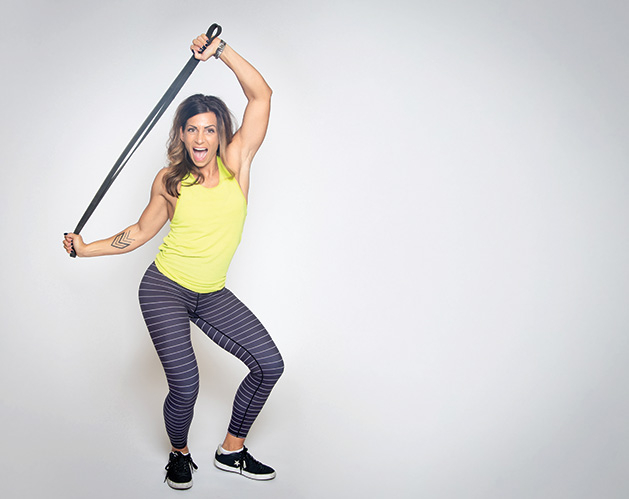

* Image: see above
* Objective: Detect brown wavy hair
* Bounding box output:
[163,94,236,197]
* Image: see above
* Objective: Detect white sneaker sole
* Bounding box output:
[214,459,276,480]
[166,478,193,490]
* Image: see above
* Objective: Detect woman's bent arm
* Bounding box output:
[191,35,272,167]
[64,170,171,257]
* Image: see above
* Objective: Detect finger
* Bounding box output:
[191,42,207,55]
[199,36,213,53]
[191,35,212,58]
[192,35,207,47]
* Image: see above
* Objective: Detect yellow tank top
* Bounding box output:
[155,157,247,293]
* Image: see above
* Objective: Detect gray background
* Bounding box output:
[1,0,628,497]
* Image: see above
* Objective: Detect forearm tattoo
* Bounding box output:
[111,230,135,250]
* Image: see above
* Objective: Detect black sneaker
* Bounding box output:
[214,446,276,480]
[164,451,198,490]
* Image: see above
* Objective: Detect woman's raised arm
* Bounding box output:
[191,34,272,174]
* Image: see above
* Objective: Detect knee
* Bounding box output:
[276,355,285,379]
[168,381,199,407]
[263,354,284,385]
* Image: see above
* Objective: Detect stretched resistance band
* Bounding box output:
[67,23,222,257]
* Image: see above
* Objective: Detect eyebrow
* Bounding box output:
[186,124,217,129]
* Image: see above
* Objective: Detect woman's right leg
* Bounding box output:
[138,263,199,450]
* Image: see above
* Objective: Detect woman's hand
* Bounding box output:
[191,34,222,62]
[63,233,87,257]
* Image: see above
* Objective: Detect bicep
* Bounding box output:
[233,96,271,163]
[136,174,171,242]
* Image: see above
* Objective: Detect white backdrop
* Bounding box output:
[1,1,628,498]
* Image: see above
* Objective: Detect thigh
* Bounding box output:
[139,263,196,366]
[192,288,281,369]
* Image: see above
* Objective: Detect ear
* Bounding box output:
[179,127,184,142]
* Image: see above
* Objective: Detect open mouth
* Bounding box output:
[192,147,208,162]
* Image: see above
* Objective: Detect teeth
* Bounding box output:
[192,148,208,162]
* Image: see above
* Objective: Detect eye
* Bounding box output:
[206,128,216,134]
[186,127,195,133]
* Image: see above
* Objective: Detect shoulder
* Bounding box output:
[152,168,177,201]
[152,168,168,191]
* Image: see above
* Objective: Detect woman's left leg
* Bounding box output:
[190,287,283,480]
[190,287,284,439]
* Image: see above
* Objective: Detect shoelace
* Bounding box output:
[238,446,264,471]
[164,453,198,481]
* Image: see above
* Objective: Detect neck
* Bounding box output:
[197,156,219,176]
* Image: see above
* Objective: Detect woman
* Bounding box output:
[63,32,283,490]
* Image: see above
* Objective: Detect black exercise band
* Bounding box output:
[67,23,222,257]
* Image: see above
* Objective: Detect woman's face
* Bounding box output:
[180,112,219,168]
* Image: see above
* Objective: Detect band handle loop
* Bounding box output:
[202,23,222,51]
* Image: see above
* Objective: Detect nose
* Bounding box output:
[194,130,204,143]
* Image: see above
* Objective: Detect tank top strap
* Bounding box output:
[217,156,231,180]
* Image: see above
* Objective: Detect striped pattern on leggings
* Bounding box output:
[138,263,284,448]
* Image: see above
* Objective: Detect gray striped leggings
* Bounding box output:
[138,263,284,448]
